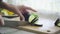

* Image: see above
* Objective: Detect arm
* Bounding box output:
[1,2,25,21]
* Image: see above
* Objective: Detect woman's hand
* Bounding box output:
[0,15,4,26]
[20,16,25,21]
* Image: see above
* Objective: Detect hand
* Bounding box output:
[0,15,5,26]
[21,18,25,21]
[20,16,25,21]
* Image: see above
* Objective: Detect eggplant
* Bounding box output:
[55,19,60,27]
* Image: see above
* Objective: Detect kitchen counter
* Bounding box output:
[3,16,60,34]
[17,16,60,34]
[18,25,60,34]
